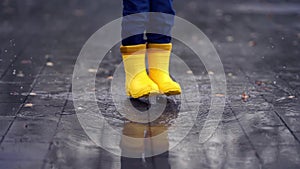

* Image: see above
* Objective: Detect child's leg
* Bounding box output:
[121,0,159,98]
[122,0,149,46]
[146,0,181,95]
[146,0,175,44]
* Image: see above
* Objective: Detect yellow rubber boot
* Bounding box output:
[147,43,181,95]
[121,44,159,98]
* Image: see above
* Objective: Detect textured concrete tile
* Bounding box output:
[3,116,59,143]
[0,116,14,136]
[0,103,21,116]
[0,142,49,160]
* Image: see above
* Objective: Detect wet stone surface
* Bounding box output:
[0,0,300,169]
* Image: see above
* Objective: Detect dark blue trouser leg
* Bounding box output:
[122,0,149,46]
[121,0,175,45]
[146,0,175,44]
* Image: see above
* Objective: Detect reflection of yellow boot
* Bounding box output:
[147,43,181,95]
[121,44,159,98]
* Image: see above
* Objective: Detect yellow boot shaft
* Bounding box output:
[121,44,159,98]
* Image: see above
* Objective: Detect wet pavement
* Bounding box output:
[1,0,300,169]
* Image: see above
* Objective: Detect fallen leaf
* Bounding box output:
[241,92,249,102]
[88,69,98,73]
[186,70,193,74]
[215,93,225,97]
[208,71,214,75]
[107,76,113,80]
[29,92,37,96]
[24,103,33,107]
[46,62,54,67]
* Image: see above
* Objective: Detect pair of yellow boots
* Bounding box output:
[121,43,181,98]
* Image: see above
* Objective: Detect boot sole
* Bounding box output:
[162,88,181,96]
[128,89,160,99]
